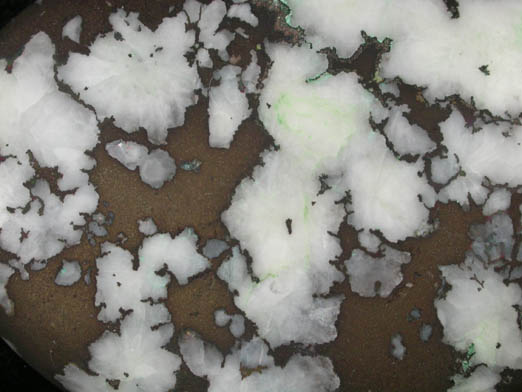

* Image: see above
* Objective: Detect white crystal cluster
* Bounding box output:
[435,213,522,388]
[179,332,339,392]
[106,140,176,189]
[0,33,99,302]
[58,9,200,144]
[1,0,522,391]
[57,229,210,391]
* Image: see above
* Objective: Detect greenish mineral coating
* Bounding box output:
[467,343,476,357]
[273,91,357,175]
[243,195,314,305]
[180,159,202,172]
[514,16,522,46]
[373,70,384,84]
[461,343,476,373]
[244,272,279,305]
[274,93,356,142]
[303,201,310,221]
[276,0,296,27]
[305,71,332,84]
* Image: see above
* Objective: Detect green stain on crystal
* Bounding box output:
[305,71,332,84]
[467,343,476,357]
[274,92,356,143]
[243,195,313,305]
[272,91,357,169]
[277,0,296,27]
[461,343,475,373]
[373,70,384,84]
[514,16,522,47]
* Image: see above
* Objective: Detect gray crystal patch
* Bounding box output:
[139,149,176,189]
[202,239,228,259]
[345,246,411,297]
[391,333,406,360]
[88,221,108,237]
[55,260,82,286]
[106,140,176,189]
[138,217,158,236]
[469,212,513,263]
[407,307,421,322]
[106,140,148,170]
[419,324,433,342]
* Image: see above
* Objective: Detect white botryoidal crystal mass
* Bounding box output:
[2,1,522,391]
[448,365,500,392]
[241,50,261,94]
[257,43,436,242]
[57,228,210,391]
[227,3,259,27]
[482,188,512,217]
[214,309,230,327]
[58,9,200,144]
[213,309,245,338]
[184,0,234,61]
[0,32,99,275]
[430,153,460,186]
[106,140,176,189]
[357,230,381,253]
[208,65,251,148]
[138,229,210,285]
[284,0,522,114]
[435,255,522,370]
[219,41,439,348]
[438,112,522,207]
[383,105,436,156]
[433,210,521,386]
[179,332,340,392]
[57,243,181,392]
[138,217,158,236]
[219,155,346,347]
[62,15,82,44]
[196,47,213,69]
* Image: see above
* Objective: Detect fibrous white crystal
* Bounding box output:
[58,9,199,144]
